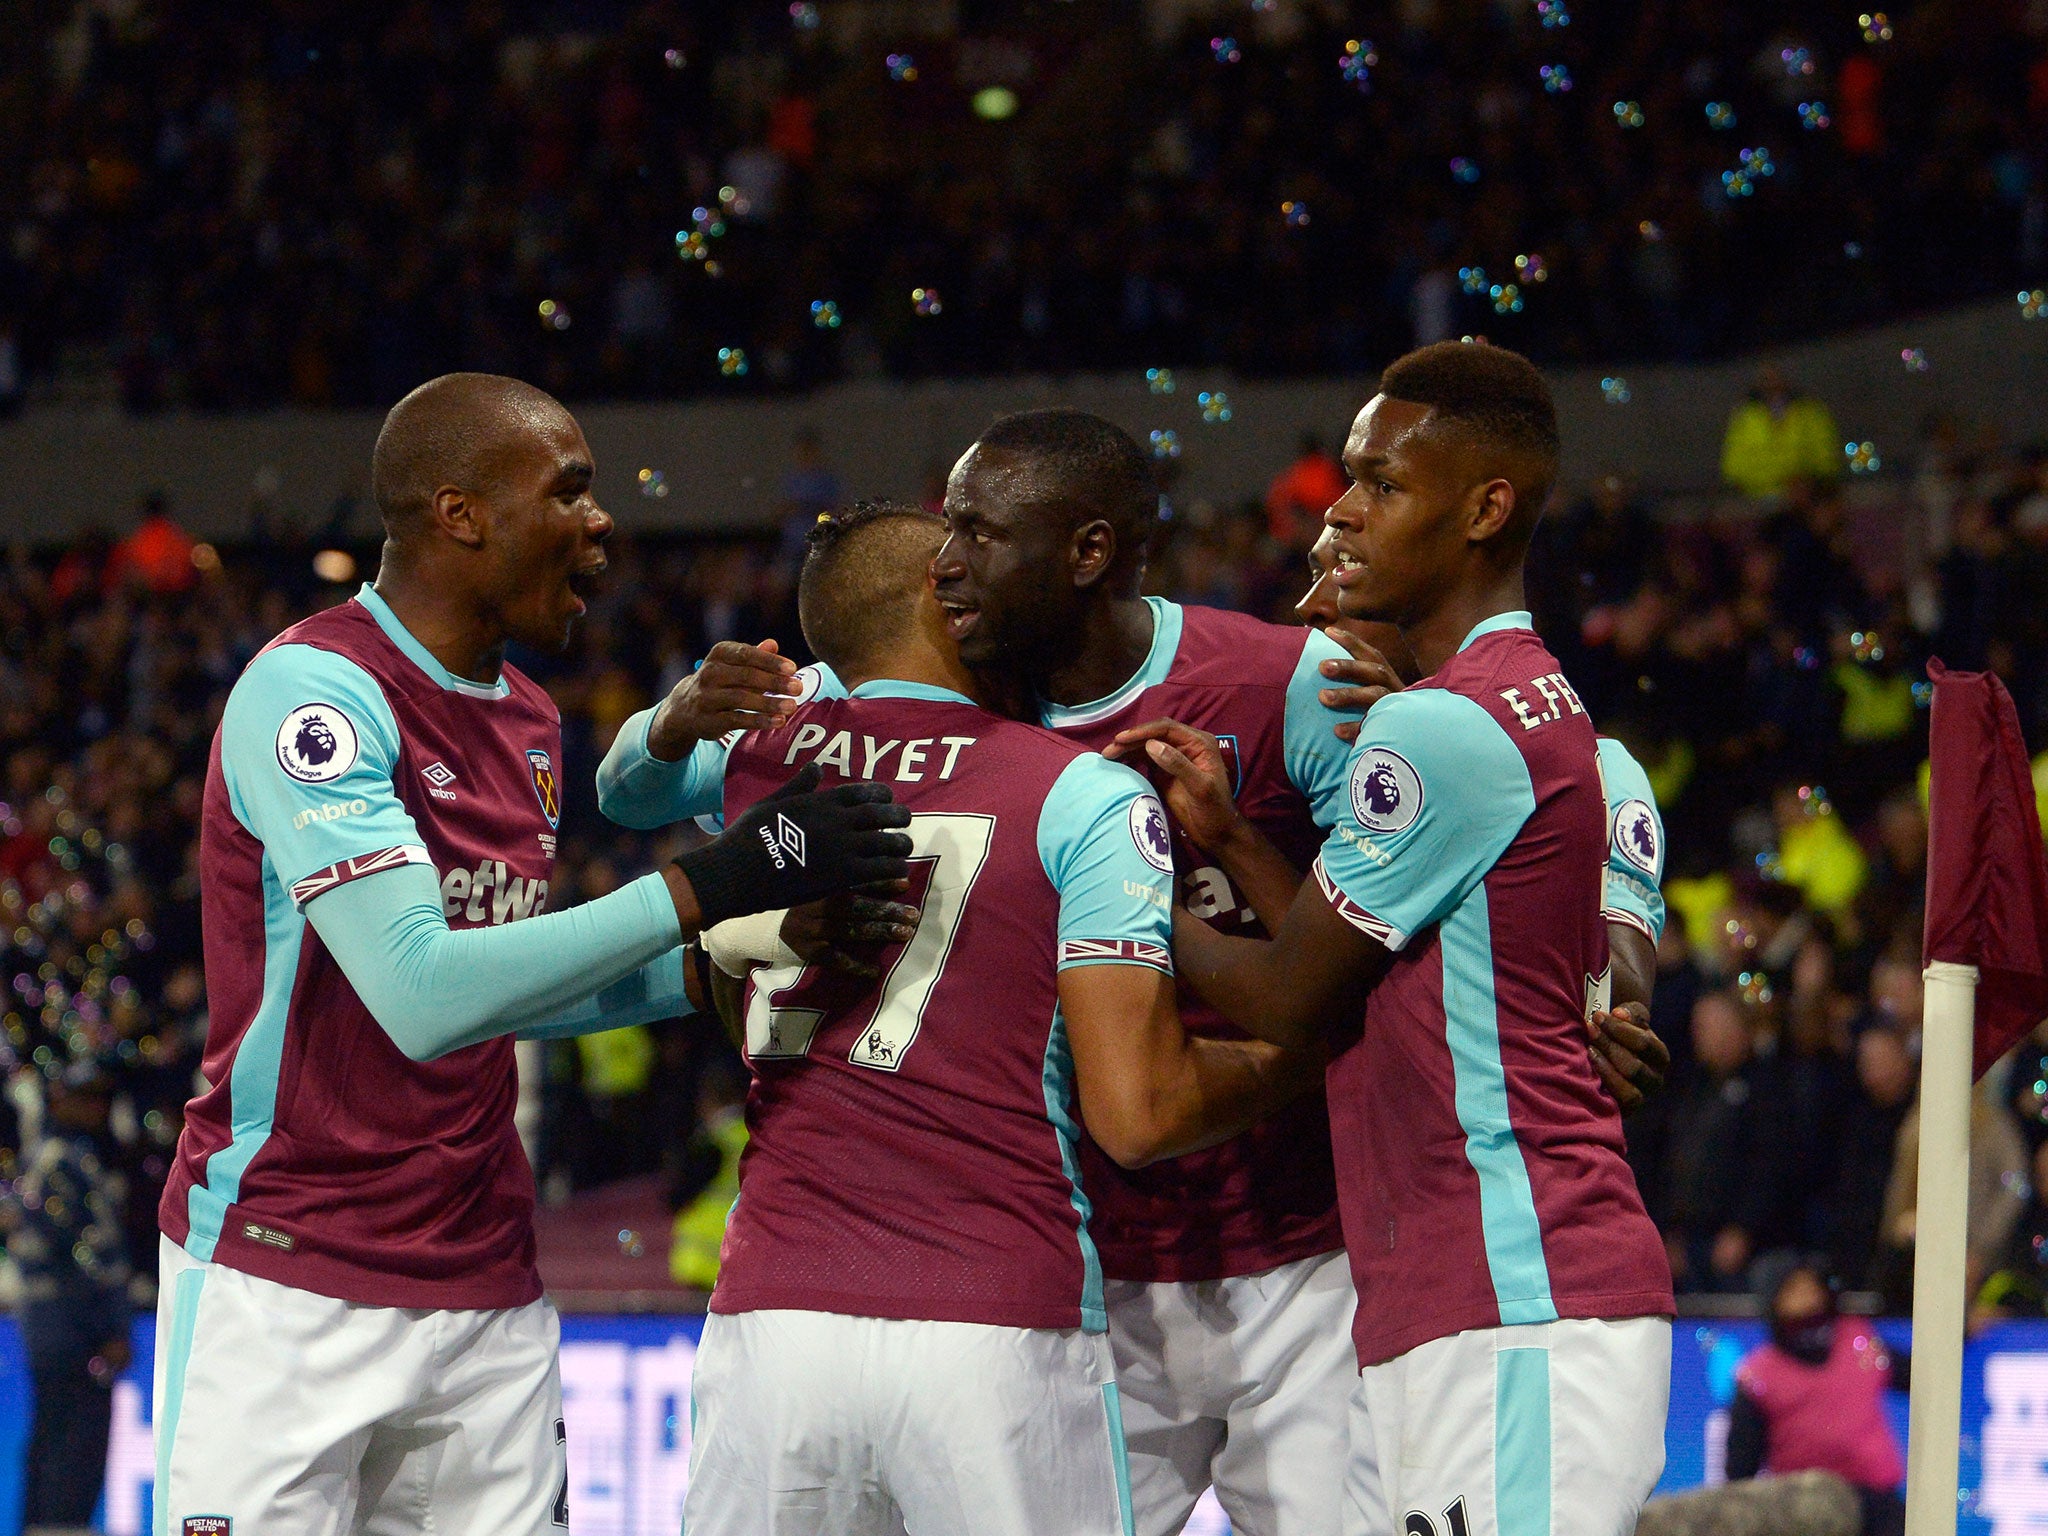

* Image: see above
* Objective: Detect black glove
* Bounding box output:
[674,764,914,930]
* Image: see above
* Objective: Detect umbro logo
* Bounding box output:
[757,813,807,870]
[421,762,458,802]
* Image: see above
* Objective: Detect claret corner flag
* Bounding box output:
[1922,659,2048,1078]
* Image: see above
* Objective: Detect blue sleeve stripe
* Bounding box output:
[1283,629,1364,828]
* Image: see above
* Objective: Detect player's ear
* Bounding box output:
[429,485,487,550]
[1071,518,1116,590]
[1465,478,1517,545]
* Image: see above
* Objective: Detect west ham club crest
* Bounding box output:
[528,748,561,828]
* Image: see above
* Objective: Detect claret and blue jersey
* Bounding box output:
[1311,611,1674,1367]
[708,680,1177,1334]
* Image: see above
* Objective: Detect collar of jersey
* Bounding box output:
[848,679,978,706]
[354,584,511,700]
[1038,596,1184,729]
[1457,610,1535,652]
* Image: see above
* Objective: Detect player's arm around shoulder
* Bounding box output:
[1041,754,1317,1167]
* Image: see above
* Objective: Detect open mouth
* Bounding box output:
[936,595,979,642]
[1332,551,1366,585]
[566,561,606,611]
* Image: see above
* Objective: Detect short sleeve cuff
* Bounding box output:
[1312,857,1410,951]
[289,844,433,910]
[1056,938,1173,975]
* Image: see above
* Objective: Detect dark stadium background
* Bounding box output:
[0,0,2045,1530]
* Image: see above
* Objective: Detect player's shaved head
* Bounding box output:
[972,410,1157,579]
[372,373,578,535]
[799,501,948,674]
[1377,341,1560,544]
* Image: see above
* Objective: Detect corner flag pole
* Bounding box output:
[1903,958,1977,1536]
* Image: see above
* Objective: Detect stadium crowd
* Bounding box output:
[0,393,2043,1327]
[2,0,2045,410]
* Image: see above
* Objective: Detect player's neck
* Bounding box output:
[1402,568,1528,678]
[1041,594,1155,708]
[841,635,981,704]
[371,561,506,686]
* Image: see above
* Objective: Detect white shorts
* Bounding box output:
[1105,1248,1359,1536]
[152,1235,567,1536]
[1345,1316,1670,1536]
[683,1308,1134,1536]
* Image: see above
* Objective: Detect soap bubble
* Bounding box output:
[1859,12,1893,42]
[1705,101,1736,130]
[1459,265,1489,294]
[1537,0,1570,27]
[1281,200,1310,229]
[1513,253,1548,283]
[538,299,570,330]
[1149,429,1182,460]
[1612,100,1644,128]
[2020,289,2048,320]
[1600,376,1631,404]
[718,346,749,377]
[1844,440,1881,473]
[1780,46,1815,77]
[886,52,917,81]
[1639,219,1664,241]
[663,48,686,69]
[1901,347,1928,372]
[1146,367,1177,395]
[912,287,943,317]
[1211,36,1242,64]
[1539,64,1573,93]
[1488,282,1524,314]
[1198,390,1233,423]
[1797,101,1830,130]
[637,469,670,499]
[1450,157,1481,183]
[618,1228,646,1258]
[1339,39,1378,90]
[810,299,841,329]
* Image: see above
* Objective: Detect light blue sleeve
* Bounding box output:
[515,949,694,1040]
[304,862,686,1060]
[1037,754,1175,973]
[1314,689,1535,950]
[596,662,846,829]
[1597,738,1668,942]
[219,644,425,892]
[1283,628,1367,829]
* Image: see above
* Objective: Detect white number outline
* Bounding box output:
[743,813,996,1072]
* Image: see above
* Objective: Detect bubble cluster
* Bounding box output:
[538,299,570,331]
[810,299,841,329]
[1900,347,1928,371]
[886,52,918,82]
[676,197,734,266]
[1281,200,1311,229]
[1600,376,1632,404]
[1612,100,1644,129]
[912,286,943,317]
[1844,440,1881,473]
[2021,289,2048,320]
[718,346,749,377]
[1537,0,1570,28]
[1211,36,1242,64]
[1539,64,1573,93]
[1250,0,1276,11]
[1639,219,1664,241]
[790,1,820,28]
[1198,390,1233,423]
[1450,157,1481,184]
[1780,46,1815,77]
[1489,282,1524,314]
[1798,101,1830,131]
[638,468,669,499]
[618,1228,645,1258]
[663,48,686,70]
[1705,101,1736,130]
[1722,146,1775,197]
[1146,367,1177,395]
[1849,629,1887,663]
[1736,970,1775,1007]
[1513,252,1549,284]
[1149,429,1182,460]
[1338,39,1378,91]
[1859,11,1893,42]
[1459,266,1489,294]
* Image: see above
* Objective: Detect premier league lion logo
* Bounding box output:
[1130,794,1176,875]
[1348,747,1423,836]
[1613,798,1661,876]
[275,702,359,784]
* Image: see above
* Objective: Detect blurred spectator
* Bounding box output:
[775,428,844,566]
[2,1058,133,1536]
[1726,1256,1906,1536]
[1263,433,1347,552]
[1881,1078,2029,1302]
[1661,989,1792,1292]
[669,1057,748,1290]
[1721,366,1844,499]
[103,493,195,597]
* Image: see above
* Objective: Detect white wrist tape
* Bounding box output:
[703,909,802,973]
